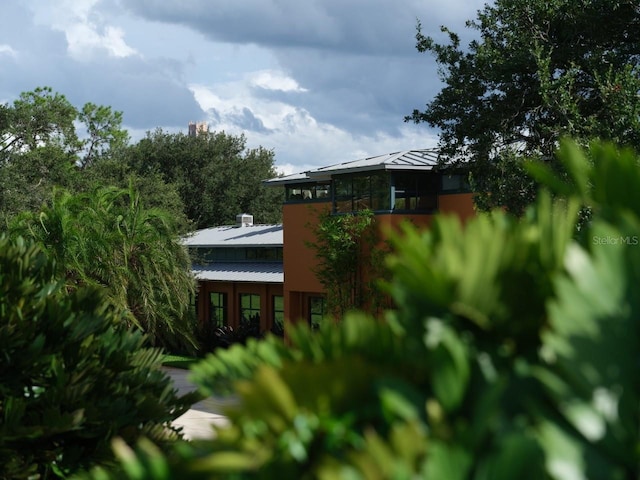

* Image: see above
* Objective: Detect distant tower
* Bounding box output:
[188,121,209,137]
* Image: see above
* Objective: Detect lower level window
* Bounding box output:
[209,292,227,328]
[308,296,326,330]
[272,295,284,335]
[240,293,261,324]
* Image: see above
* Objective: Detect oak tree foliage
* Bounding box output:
[407,0,640,213]
[124,129,284,229]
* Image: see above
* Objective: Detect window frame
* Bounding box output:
[285,182,332,203]
[308,296,326,330]
[208,292,227,328]
[239,293,261,324]
[332,172,391,213]
[391,172,439,213]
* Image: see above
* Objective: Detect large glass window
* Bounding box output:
[392,173,438,212]
[308,296,326,330]
[286,182,331,202]
[333,173,390,213]
[240,293,261,324]
[209,292,227,328]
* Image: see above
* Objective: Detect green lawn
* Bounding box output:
[162,354,199,370]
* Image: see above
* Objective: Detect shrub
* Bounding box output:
[0,236,199,478]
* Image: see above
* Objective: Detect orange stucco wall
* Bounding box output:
[438,192,476,220]
[281,192,476,325]
[282,202,330,325]
[282,202,330,294]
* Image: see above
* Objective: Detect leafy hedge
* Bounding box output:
[80,141,640,478]
[0,237,199,478]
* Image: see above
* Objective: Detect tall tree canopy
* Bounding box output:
[124,129,284,229]
[0,87,129,221]
[407,0,640,213]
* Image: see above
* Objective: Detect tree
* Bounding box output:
[77,102,130,169]
[0,87,80,156]
[124,129,284,228]
[307,209,388,318]
[0,145,80,223]
[0,235,198,477]
[10,184,197,352]
[407,0,640,213]
[0,87,129,222]
[81,157,192,234]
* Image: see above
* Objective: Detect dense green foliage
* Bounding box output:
[9,185,197,352]
[0,87,129,222]
[307,209,388,317]
[0,236,198,478]
[124,129,284,228]
[407,0,640,213]
[79,141,640,479]
[0,86,284,231]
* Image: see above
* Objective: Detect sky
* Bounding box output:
[0,0,487,175]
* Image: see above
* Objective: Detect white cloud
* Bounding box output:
[189,76,438,173]
[65,23,137,59]
[0,45,18,58]
[4,0,462,174]
[27,0,137,60]
[190,80,300,131]
[249,70,308,93]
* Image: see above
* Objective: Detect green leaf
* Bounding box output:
[475,432,546,480]
[424,318,469,411]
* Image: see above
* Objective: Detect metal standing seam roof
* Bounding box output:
[263,149,442,186]
[184,224,284,284]
[310,149,440,176]
[191,263,283,283]
[183,224,283,247]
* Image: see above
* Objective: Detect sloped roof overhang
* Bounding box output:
[263,149,442,186]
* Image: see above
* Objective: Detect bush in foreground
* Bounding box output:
[0,236,199,478]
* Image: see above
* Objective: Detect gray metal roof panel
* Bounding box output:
[309,149,440,176]
[183,224,283,247]
[262,172,311,186]
[192,263,284,283]
[263,149,442,185]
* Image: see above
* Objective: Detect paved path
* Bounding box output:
[163,367,230,440]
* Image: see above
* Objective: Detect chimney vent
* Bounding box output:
[236,213,253,227]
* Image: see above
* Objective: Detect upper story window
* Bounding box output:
[334,172,390,213]
[281,169,468,215]
[285,182,331,203]
[245,247,283,261]
[392,172,439,212]
[191,247,283,265]
[441,173,471,193]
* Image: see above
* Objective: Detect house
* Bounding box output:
[185,214,284,334]
[188,149,474,334]
[263,149,475,327]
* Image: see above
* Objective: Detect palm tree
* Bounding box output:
[10,183,197,352]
